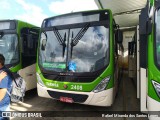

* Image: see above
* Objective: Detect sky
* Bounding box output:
[0,0,98,27]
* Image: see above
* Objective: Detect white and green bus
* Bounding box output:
[0,20,39,90]
[36,10,122,106]
[139,0,160,119]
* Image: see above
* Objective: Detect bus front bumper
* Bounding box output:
[147,96,160,120]
[37,83,114,107]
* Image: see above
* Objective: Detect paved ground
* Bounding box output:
[10,71,148,120]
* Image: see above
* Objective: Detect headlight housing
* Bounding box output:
[36,72,45,87]
[152,80,160,98]
[93,76,110,93]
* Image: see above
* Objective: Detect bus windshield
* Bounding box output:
[39,11,109,73]
[156,9,160,66]
[0,34,19,65]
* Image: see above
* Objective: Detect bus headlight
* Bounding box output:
[152,80,160,98]
[93,76,110,93]
[36,72,45,87]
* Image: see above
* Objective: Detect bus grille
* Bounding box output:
[43,74,97,82]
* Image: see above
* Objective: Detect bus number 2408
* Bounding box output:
[70,85,83,91]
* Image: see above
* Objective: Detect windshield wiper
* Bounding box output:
[70,23,90,58]
[53,27,66,57]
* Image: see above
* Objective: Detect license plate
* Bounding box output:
[60,97,74,103]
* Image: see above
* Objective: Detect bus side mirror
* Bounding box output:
[139,6,152,35]
[41,39,47,51]
[115,30,123,44]
[40,32,47,51]
[147,19,152,35]
[139,18,152,35]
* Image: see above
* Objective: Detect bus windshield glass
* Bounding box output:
[156,9,160,66]
[0,34,19,65]
[39,11,110,73]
